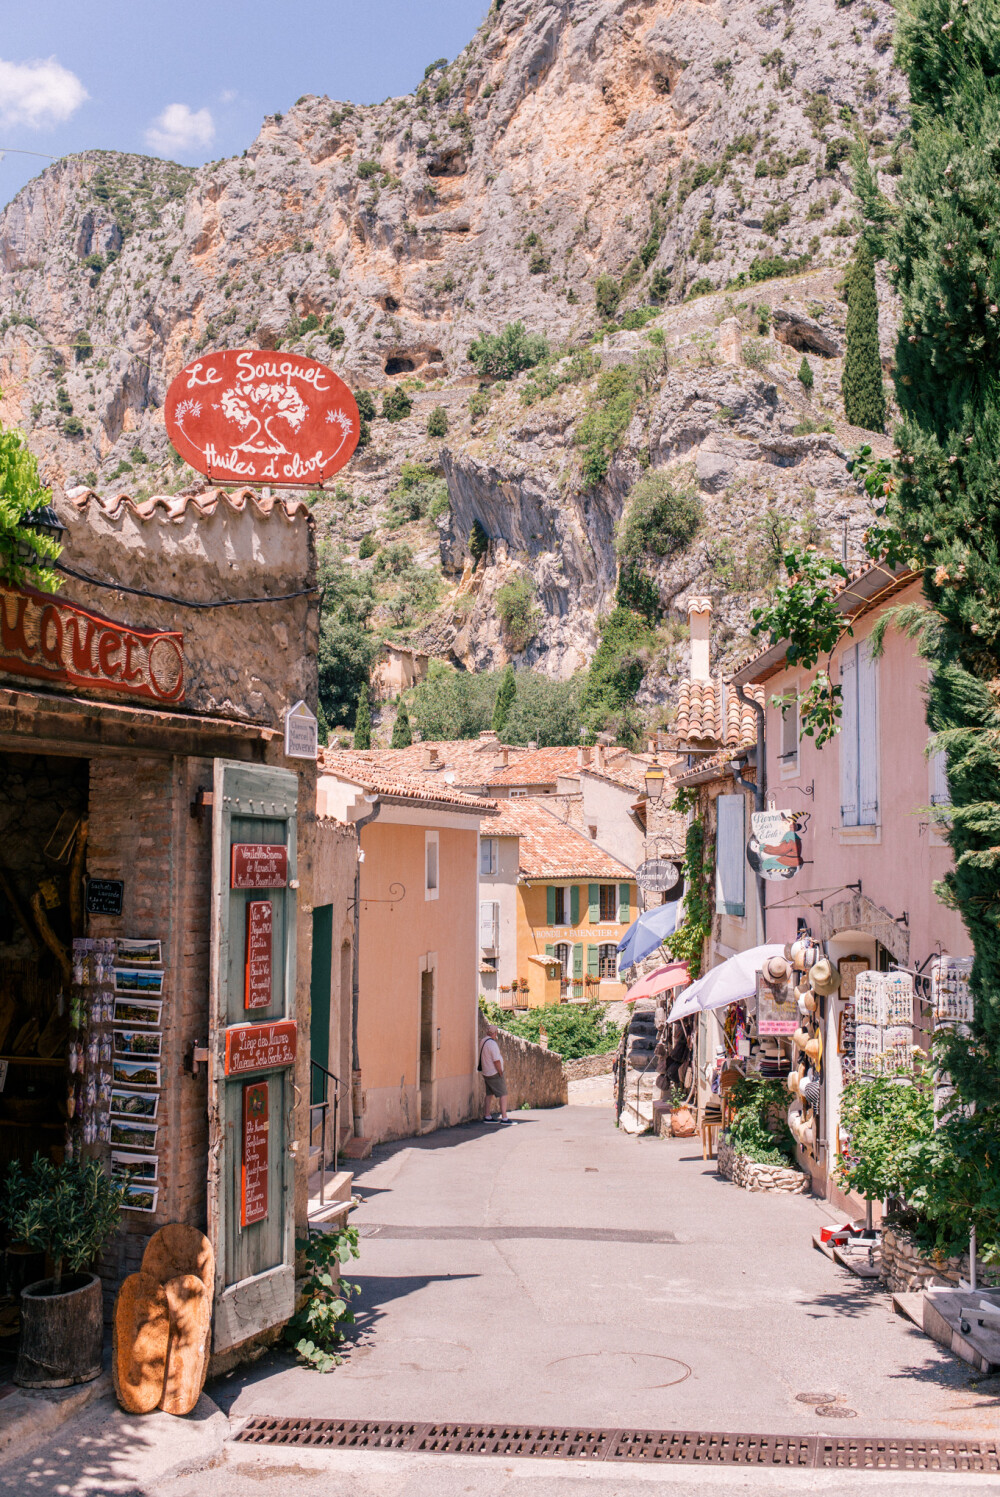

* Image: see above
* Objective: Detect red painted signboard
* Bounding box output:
[245,900,273,1010]
[0,583,184,703]
[164,350,360,488]
[241,1080,269,1227]
[224,1019,297,1076]
[231,844,288,889]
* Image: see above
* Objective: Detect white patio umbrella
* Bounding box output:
[667,944,787,1021]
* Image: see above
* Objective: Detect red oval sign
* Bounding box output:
[164,349,360,488]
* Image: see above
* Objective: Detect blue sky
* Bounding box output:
[0,1,489,206]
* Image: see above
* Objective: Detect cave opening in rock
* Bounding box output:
[385,356,416,375]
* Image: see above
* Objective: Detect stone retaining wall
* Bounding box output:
[562,1051,617,1082]
[480,1013,568,1109]
[881,1227,1000,1294]
[717,1135,809,1194]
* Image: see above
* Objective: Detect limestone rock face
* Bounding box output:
[0,0,903,684]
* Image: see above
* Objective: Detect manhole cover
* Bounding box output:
[546,1352,691,1389]
[815,1405,857,1419]
[796,1393,838,1406]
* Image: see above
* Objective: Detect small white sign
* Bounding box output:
[284,700,319,760]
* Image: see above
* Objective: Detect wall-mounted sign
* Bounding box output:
[0,584,184,703]
[241,1080,269,1227]
[756,972,798,1035]
[231,844,288,889]
[284,699,318,760]
[164,350,360,488]
[635,859,681,893]
[224,1019,297,1075]
[86,878,125,915]
[245,900,272,1010]
[747,809,806,881]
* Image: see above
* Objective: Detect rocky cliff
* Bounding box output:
[0,0,903,692]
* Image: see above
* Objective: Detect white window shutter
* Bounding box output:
[858,639,879,825]
[479,900,499,951]
[715,794,746,917]
[840,644,859,827]
[780,689,799,766]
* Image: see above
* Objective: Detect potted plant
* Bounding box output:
[2,1154,127,1387]
[668,1084,696,1137]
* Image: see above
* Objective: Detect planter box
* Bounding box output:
[717,1135,808,1195]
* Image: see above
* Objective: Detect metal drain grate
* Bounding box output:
[234,1418,1000,1472]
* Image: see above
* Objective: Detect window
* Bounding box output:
[479,899,499,952]
[780,688,799,773]
[425,831,439,900]
[553,942,570,975]
[479,837,498,875]
[553,886,566,925]
[510,788,527,797]
[598,943,618,979]
[840,640,879,827]
[599,884,617,921]
[715,793,746,917]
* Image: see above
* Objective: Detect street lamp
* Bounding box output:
[16,505,67,568]
[644,766,665,799]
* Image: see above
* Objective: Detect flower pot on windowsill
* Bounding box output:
[16,1272,104,1388]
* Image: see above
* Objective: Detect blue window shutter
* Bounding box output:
[587,943,599,977]
[572,943,584,980]
[618,883,631,923]
[858,639,879,826]
[840,644,859,827]
[715,794,746,917]
[588,884,599,922]
[546,886,556,925]
[570,885,580,926]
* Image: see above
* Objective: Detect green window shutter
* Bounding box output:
[545,943,554,958]
[619,883,631,923]
[547,886,556,925]
[588,883,599,923]
[587,943,599,978]
[570,885,580,926]
[572,943,584,980]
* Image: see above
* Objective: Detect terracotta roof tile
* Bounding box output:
[358,737,528,785]
[489,798,634,880]
[485,746,586,787]
[673,677,764,749]
[62,485,310,522]
[320,748,497,812]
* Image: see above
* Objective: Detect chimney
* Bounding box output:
[687,596,713,682]
[594,744,604,770]
[423,746,440,769]
[577,746,592,767]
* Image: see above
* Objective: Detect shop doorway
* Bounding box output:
[419,968,435,1123]
[309,905,333,1102]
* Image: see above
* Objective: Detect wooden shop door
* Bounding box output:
[208,760,300,1355]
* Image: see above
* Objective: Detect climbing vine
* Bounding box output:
[664,816,713,980]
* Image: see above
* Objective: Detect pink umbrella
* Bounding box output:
[623,963,690,1003]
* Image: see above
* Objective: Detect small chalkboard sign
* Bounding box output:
[86,878,124,916]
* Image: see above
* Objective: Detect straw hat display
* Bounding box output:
[789,937,821,973]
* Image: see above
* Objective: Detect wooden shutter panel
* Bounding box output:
[858,639,879,826]
[546,886,556,925]
[839,644,859,827]
[618,883,631,923]
[587,944,599,977]
[545,943,554,958]
[715,794,745,917]
[570,885,580,926]
[573,943,583,979]
[480,900,498,950]
[588,884,599,923]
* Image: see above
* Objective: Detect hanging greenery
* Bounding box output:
[664,817,713,979]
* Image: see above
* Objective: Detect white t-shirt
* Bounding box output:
[480,1037,503,1077]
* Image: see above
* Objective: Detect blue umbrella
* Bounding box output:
[616,901,680,972]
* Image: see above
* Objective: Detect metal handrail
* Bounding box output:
[310,1058,342,1211]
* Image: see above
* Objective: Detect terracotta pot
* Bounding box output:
[16,1272,103,1388]
[670,1105,696,1137]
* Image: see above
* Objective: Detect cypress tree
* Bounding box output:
[391,703,412,748]
[883,0,1000,1227]
[797,356,814,392]
[842,239,886,432]
[491,663,516,734]
[353,683,372,750]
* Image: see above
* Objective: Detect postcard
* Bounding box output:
[110,1119,157,1151]
[113,999,162,1028]
[122,1184,158,1214]
[115,939,162,968]
[112,1059,161,1088]
[111,1151,159,1184]
[110,1089,158,1121]
[113,1029,162,1058]
[113,968,164,996]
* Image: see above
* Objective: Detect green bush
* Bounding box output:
[621,306,658,331]
[468,388,491,418]
[413,663,582,745]
[316,545,380,729]
[357,159,382,180]
[617,470,702,564]
[685,277,715,299]
[726,1076,797,1167]
[468,321,548,380]
[649,267,672,302]
[797,355,814,391]
[616,559,661,623]
[594,275,622,318]
[742,337,771,372]
[354,390,377,421]
[576,365,638,486]
[358,532,378,559]
[835,1070,933,1205]
[1,1155,127,1290]
[62,417,85,437]
[581,607,654,729]
[469,518,489,564]
[391,704,413,748]
[495,575,540,650]
[426,404,449,437]
[328,325,346,349]
[0,418,62,587]
[382,387,413,423]
[489,1000,622,1061]
[285,1227,360,1371]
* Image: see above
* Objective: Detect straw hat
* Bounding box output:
[804,1031,824,1068]
[797,985,817,1015]
[809,957,841,996]
[792,1026,811,1052]
[791,937,820,973]
[762,954,792,986]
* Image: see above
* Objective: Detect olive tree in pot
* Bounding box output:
[2,1155,127,1387]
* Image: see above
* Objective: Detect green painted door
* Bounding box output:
[310,905,333,1103]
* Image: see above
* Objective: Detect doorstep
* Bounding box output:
[0,1367,111,1463]
[923,1287,1000,1374]
[341,1136,373,1161]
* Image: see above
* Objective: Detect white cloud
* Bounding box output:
[145,103,215,158]
[219,89,237,105]
[0,55,88,130]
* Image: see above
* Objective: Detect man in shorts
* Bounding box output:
[479,1024,509,1122]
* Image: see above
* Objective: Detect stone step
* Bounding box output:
[341,1135,373,1161]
